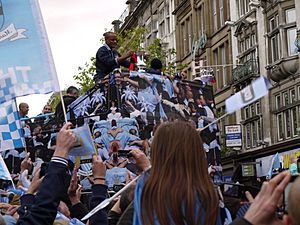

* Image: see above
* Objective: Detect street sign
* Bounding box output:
[225,125,242,147]
[242,164,255,177]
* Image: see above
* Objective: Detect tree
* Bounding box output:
[73,57,96,93]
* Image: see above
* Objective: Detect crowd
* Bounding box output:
[0,119,298,225]
[0,31,299,225]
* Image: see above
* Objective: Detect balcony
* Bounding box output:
[232,60,259,85]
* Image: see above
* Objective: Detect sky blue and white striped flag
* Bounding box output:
[0,99,25,151]
[0,0,59,104]
[225,76,272,113]
[0,155,12,181]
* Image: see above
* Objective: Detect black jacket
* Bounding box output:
[95,45,130,80]
[16,161,70,225]
[90,184,109,225]
[55,95,77,125]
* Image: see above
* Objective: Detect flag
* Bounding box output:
[0,155,12,181]
[69,125,96,156]
[0,0,59,104]
[225,76,271,113]
[267,152,281,178]
[0,100,25,151]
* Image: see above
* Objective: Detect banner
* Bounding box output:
[68,72,221,165]
[225,76,271,113]
[0,99,25,151]
[0,0,59,103]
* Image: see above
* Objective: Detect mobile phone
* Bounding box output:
[113,184,125,192]
[80,158,93,164]
[118,150,132,158]
[223,183,241,198]
[40,162,49,178]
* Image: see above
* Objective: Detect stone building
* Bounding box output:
[225,0,300,178]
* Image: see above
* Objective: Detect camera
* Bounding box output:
[113,184,125,192]
[118,150,132,158]
[222,182,260,200]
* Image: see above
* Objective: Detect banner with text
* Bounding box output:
[0,0,59,103]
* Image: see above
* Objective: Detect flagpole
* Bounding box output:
[197,112,230,133]
[81,175,140,221]
[59,91,68,124]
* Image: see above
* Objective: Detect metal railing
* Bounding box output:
[232,60,259,83]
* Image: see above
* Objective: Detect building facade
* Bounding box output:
[225,0,300,178]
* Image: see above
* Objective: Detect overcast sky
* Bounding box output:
[18,0,127,117]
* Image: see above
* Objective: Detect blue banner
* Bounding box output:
[0,0,59,103]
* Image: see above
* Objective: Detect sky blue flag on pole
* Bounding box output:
[0,0,60,104]
[267,152,281,178]
[0,155,12,181]
[225,76,272,113]
[0,99,25,151]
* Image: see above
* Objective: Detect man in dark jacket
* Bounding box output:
[55,86,79,125]
[95,32,134,82]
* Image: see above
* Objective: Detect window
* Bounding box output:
[277,113,284,141]
[290,89,296,103]
[286,8,296,24]
[159,21,165,38]
[221,45,226,85]
[269,14,279,32]
[292,107,298,137]
[251,34,256,46]
[213,0,217,31]
[245,37,250,50]
[274,87,299,141]
[256,102,261,114]
[275,95,281,108]
[287,28,297,56]
[271,33,280,62]
[284,110,291,138]
[245,124,251,148]
[283,91,289,106]
[219,0,224,26]
[237,0,250,17]
[242,102,262,149]
[166,17,170,34]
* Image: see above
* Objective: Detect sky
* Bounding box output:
[17,0,127,117]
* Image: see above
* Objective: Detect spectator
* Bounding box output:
[132,121,221,225]
[55,86,79,125]
[94,31,134,83]
[34,104,53,125]
[18,103,29,120]
[146,58,163,75]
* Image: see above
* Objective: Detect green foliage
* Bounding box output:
[47,92,62,111]
[73,57,96,93]
[117,27,147,54]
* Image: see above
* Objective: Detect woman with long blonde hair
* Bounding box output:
[133,121,221,225]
